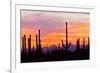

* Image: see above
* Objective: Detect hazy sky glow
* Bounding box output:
[21,10,89,49]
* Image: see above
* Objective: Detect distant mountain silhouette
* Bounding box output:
[42,44,58,53]
[42,44,81,53]
[21,21,90,63]
[67,44,76,52]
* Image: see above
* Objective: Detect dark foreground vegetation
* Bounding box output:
[21,22,90,63]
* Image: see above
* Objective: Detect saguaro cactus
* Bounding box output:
[22,35,26,53]
[83,38,85,49]
[87,37,90,49]
[38,29,41,49]
[76,38,80,51]
[22,36,24,50]
[36,29,42,54]
[28,35,31,54]
[61,22,71,50]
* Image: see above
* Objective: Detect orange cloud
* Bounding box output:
[20,11,89,49]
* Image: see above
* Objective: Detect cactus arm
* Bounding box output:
[61,40,66,48]
[61,40,71,49]
[66,42,71,48]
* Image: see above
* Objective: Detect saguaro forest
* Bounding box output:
[21,10,90,63]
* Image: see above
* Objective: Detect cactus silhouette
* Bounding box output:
[21,22,90,62]
[22,35,26,53]
[35,29,42,54]
[22,36,24,50]
[28,35,31,54]
[76,38,80,51]
[83,38,85,49]
[38,29,41,49]
[24,35,26,51]
[61,22,71,50]
[87,37,90,49]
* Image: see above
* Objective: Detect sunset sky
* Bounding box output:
[20,10,90,49]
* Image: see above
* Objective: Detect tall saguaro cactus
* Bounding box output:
[36,29,42,54]
[87,37,90,49]
[62,22,71,50]
[24,35,26,50]
[22,35,26,53]
[38,29,41,49]
[24,35,26,51]
[76,38,80,51]
[22,36,24,50]
[28,35,31,54]
[83,38,85,49]
[66,22,68,48]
